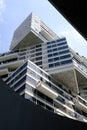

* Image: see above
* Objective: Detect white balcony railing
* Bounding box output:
[73,60,87,76]
[36,81,58,99]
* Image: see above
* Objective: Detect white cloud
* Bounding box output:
[0,0,6,22]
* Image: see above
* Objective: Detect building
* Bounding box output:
[0,12,87,123]
[10,12,58,51]
[4,60,87,122]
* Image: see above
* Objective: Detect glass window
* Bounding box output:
[48,58,53,62]
[13,76,26,89]
[35,61,42,65]
[16,85,25,93]
[47,45,51,49]
[26,75,36,85]
[53,52,58,56]
[53,48,57,52]
[36,48,42,52]
[36,52,42,56]
[30,50,35,53]
[28,61,36,70]
[47,42,51,45]
[60,54,71,60]
[48,54,52,57]
[27,68,36,77]
[57,42,66,46]
[58,45,68,50]
[36,67,42,74]
[60,59,72,65]
[55,62,60,67]
[56,38,66,42]
[47,49,52,53]
[36,56,42,61]
[52,44,56,48]
[54,57,59,61]
[36,44,41,48]
[59,50,69,55]
[49,64,54,68]
[30,54,35,57]
[26,84,35,92]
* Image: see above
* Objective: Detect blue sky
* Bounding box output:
[0,0,87,57]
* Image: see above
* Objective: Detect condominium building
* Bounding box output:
[10,12,58,51]
[0,12,87,123]
[5,60,87,123]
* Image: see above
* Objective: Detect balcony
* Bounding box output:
[0,68,9,76]
[75,96,87,113]
[36,81,58,99]
[0,53,18,62]
[73,60,87,78]
[0,60,24,69]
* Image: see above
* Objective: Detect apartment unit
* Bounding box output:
[0,12,87,123]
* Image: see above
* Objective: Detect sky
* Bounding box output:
[0,0,87,57]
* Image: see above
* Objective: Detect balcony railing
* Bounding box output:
[36,81,58,99]
[75,96,87,113]
[73,60,87,76]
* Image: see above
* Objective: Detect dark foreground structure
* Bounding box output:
[48,0,87,40]
[0,77,87,130]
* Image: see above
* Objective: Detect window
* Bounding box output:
[60,59,72,65]
[30,50,35,53]
[36,44,41,48]
[49,64,54,68]
[13,76,26,89]
[59,50,69,55]
[47,42,51,45]
[53,52,58,56]
[48,54,52,57]
[60,54,71,60]
[52,44,56,48]
[54,57,59,61]
[16,85,25,93]
[36,56,42,61]
[47,49,52,53]
[36,48,42,52]
[47,45,51,49]
[58,45,68,50]
[48,58,53,62]
[53,48,57,52]
[57,42,66,46]
[55,62,60,67]
[26,84,35,92]
[56,38,66,42]
[36,52,42,56]
[30,54,35,57]
[27,75,36,85]
[35,61,42,65]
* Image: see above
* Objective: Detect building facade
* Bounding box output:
[5,60,87,122]
[0,12,87,123]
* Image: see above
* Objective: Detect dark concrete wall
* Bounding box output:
[48,0,87,40]
[0,78,87,130]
